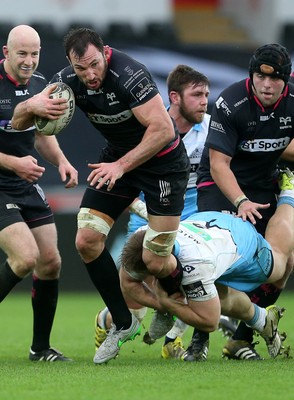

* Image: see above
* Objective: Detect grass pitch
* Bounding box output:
[0,290,293,400]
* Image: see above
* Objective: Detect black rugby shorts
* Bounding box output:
[0,184,54,230]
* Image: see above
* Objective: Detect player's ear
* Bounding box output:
[169,91,179,105]
[104,45,111,61]
[66,55,72,66]
[2,45,8,58]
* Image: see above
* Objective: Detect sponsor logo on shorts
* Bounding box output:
[6,203,20,210]
[182,264,196,274]
[159,180,171,206]
[182,281,207,299]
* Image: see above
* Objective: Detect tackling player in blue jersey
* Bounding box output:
[119,169,294,360]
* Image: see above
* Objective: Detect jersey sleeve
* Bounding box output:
[116,60,159,109]
[205,93,240,158]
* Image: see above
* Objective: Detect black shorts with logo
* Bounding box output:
[0,184,54,231]
[80,140,190,221]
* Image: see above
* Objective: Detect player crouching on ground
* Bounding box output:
[118,169,294,359]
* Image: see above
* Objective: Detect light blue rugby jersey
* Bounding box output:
[173,211,273,294]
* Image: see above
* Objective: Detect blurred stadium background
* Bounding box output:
[1,0,294,290]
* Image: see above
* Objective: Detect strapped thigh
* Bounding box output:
[143,226,177,256]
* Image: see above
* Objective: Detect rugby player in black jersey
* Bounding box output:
[191,43,294,361]
[12,27,190,364]
[0,25,78,362]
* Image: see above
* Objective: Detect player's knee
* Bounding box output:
[76,207,110,258]
[12,242,39,276]
[272,255,294,289]
[75,231,104,257]
[35,251,62,279]
[15,253,39,277]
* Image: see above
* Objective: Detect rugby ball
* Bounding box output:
[34,82,75,136]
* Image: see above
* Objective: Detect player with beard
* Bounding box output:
[94,64,211,360]
[12,28,190,365]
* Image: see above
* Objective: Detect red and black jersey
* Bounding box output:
[197,77,294,190]
[0,61,47,189]
[50,48,179,159]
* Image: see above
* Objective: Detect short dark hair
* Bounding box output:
[167,64,210,99]
[63,27,104,59]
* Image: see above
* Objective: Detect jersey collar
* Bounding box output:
[0,59,28,87]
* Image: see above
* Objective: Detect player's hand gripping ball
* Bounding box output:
[34,82,75,136]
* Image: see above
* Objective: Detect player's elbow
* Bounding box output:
[202,320,218,332]
[207,321,219,332]
[11,118,30,131]
[11,118,21,130]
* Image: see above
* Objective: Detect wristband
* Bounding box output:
[234,195,249,209]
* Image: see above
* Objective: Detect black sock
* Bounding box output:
[232,283,282,342]
[164,336,175,345]
[158,256,183,295]
[85,248,131,330]
[192,328,209,341]
[31,276,58,352]
[232,321,254,342]
[0,261,22,302]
